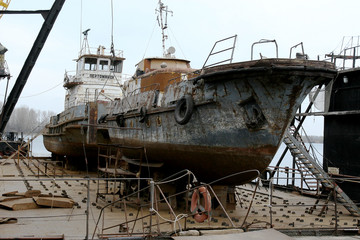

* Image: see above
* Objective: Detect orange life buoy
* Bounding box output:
[190,186,211,223]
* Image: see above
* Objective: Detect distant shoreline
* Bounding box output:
[302,135,323,143]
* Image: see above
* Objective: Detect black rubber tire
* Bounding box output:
[139,106,147,123]
[116,114,125,127]
[4,147,11,156]
[174,95,194,125]
[98,114,108,124]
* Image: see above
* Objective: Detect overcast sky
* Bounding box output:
[1,0,360,135]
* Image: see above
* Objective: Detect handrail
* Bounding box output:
[251,39,278,60]
[343,45,360,69]
[289,42,305,58]
[325,44,360,70]
[79,46,123,58]
[202,35,237,70]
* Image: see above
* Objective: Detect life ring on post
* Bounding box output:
[139,106,147,123]
[174,95,194,125]
[190,186,212,223]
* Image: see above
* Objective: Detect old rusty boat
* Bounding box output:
[101,53,335,184]
[43,31,125,164]
[93,2,336,185]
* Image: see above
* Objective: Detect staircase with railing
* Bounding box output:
[283,129,360,216]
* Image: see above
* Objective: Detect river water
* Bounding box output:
[269,142,324,186]
[270,142,323,168]
[26,135,51,157]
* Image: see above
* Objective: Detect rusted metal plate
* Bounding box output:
[140,70,198,92]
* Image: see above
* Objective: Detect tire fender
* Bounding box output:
[174,95,194,125]
[139,106,147,123]
[116,114,125,127]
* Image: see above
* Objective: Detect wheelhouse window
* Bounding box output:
[99,59,109,71]
[110,60,123,73]
[84,58,97,71]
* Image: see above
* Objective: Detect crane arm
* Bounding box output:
[0,0,11,19]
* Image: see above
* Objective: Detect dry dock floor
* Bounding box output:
[0,157,359,239]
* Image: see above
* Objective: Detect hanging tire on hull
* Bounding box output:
[3,146,11,156]
[116,114,125,127]
[139,106,147,123]
[174,95,194,125]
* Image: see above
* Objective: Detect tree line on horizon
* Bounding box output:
[3,105,55,134]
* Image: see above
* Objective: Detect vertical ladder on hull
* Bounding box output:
[283,130,360,216]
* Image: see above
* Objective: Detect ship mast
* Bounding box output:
[156,0,173,57]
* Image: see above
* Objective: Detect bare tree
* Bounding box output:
[4,105,55,134]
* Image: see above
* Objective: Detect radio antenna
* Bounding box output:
[155,0,173,57]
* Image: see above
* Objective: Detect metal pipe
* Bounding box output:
[150,180,154,211]
[251,39,278,60]
[269,177,273,227]
[207,185,236,228]
[0,177,152,181]
[241,178,260,228]
[289,42,304,58]
[0,10,49,15]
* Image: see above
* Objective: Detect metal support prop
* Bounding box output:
[150,180,154,211]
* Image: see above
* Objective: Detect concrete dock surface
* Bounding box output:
[0,157,359,239]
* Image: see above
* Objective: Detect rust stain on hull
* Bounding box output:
[111,137,278,184]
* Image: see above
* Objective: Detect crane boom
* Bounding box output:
[0,0,11,19]
[0,0,65,134]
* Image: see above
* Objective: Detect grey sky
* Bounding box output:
[1,0,359,135]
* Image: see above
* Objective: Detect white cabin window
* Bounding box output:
[111,60,123,73]
[84,58,97,71]
[77,58,84,72]
[99,60,109,71]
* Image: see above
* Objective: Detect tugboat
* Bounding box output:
[97,1,337,184]
[42,30,125,166]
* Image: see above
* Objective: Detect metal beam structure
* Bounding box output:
[0,0,66,135]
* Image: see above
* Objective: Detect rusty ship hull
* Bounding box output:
[43,101,111,166]
[102,59,336,184]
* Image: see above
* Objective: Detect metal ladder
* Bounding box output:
[288,127,320,191]
[283,130,360,216]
